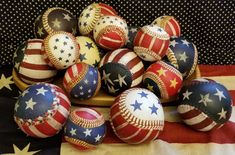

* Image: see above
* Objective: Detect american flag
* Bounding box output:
[0,65,235,154]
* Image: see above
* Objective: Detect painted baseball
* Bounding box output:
[110,88,164,144]
[64,108,106,150]
[177,78,232,131]
[14,83,71,138]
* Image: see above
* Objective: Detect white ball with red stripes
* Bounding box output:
[13,39,57,84]
[14,83,71,138]
[177,78,232,131]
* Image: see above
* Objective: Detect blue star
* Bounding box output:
[85,42,94,50]
[131,100,142,111]
[149,104,158,115]
[79,53,87,61]
[138,91,148,98]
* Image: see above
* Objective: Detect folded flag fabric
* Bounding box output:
[0,65,235,155]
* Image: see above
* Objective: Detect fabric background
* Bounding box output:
[0,0,234,66]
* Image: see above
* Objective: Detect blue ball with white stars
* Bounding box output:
[177,78,232,131]
[64,108,106,150]
[168,36,198,79]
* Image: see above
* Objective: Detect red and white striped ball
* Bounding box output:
[13,39,57,84]
[63,62,101,100]
[143,61,183,100]
[93,15,128,50]
[43,31,80,70]
[134,25,170,61]
[14,83,71,138]
[78,3,117,35]
[152,16,181,37]
[177,78,232,131]
[64,108,106,150]
[110,88,164,144]
[99,48,145,96]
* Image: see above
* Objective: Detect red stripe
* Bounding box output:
[19,73,53,82]
[132,67,145,81]
[140,34,152,48]
[24,49,42,55]
[112,49,129,63]
[179,108,202,120]
[102,51,113,65]
[53,111,67,125]
[76,110,97,120]
[230,90,235,106]
[160,40,170,57]
[27,39,43,43]
[21,125,38,137]
[165,24,173,37]
[158,121,235,143]
[190,117,214,130]
[151,38,163,53]
[20,62,52,70]
[35,121,58,137]
[99,3,117,15]
[99,38,123,50]
[126,55,142,71]
[133,31,143,46]
[170,18,180,36]
[127,128,149,143]
[199,65,235,76]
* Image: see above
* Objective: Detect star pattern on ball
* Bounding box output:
[10,143,40,155]
[138,91,149,98]
[199,93,213,106]
[182,39,190,46]
[79,53,87,61]
[36,87,48,96]
[25,98,37,110]
[214,88,226,101]
[170,40,178,47]
[83,128,92,137]
[63,13,71,21]
[178,52,188,62]
[217,107,227,120]
[37,27,44,37]
[85,41,94,49]
[131,100,143,111]
[149,104,158,115]
[107,85,119,94]
[157,67,167,77]
[170,78,178,88]
[114,74,127,87]
[52,18,61,28]
[95,134,102,142]
[102,70,114,85]
[147,84,154,92]
[70,127,77,136]
[183,90,193,100]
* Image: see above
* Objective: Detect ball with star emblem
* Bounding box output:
[110,88,164,144]
[14,83,71,138]
[13,39,57,84]
[75,36,101,66]
[63,62,101,100]
[34,7,78,39]
[152,15,181,37]
[177,78,232,131]
[143,61,183,100]
[78,3,117,35]
[167,36,198,79]
[134,25,170,61]
[64,108,106,150]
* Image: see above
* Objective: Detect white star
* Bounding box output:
[0,74,14,90]
[70,128,77,136]
[170,40,178,47]
[11,143,40,155]
[214,88,226,101]
[14,101,20,112]
[114,74,127,87]
[95,134,102,142]
[183,90,193,100]
[63,13,72,21]
[89,70,93,75]
[199,94,213,106]
[36,87,48,96]
[93,80,97,84]
[14,62,20,69]
[25,98,37,110]
[21,89,29,97]
[217,108,227,120]
[130,28,137,33]
[83,129,92,137]
[79,86,83,90]
[84,79,89,84]
[182,39,190,46]
[108,85,119,94]
[88,89,91,93]
[178,52,188,62]
[102,70,114,85]
[80,92,84,95]
[52,18,61,28]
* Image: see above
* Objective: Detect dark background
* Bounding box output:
[0,0,234,66]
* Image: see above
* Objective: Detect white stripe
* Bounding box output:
[199,121,217,131]
[47,116,63,131]
[116,121,128,130]
[168,22,176,36]
[102,36,122,43]
[138,32,145,45]
[100,6,115,15]
[23,55,47,65]
[183,113,207,125]
[177,104,194,114]
[77,108,101,119]
[203,75,235,90]
[121,128,141,140]
[229,106,235,123]
[118,52,136,66]
[131,75,143,87]
[29,126,48,138]
[71,64,78,76]
[59,92,71,106]
[58,105,70,118]
[27,42,42,49]
[61,141,235,155]
[64,72,71,85]
[149,37,156,50]
[19,67,57,79]
[134,130,153,144]
[130,61,144,75]
[172,19,180,35]
[158,39,165,55]
[111,111,121,120]
[107,49,124,63]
